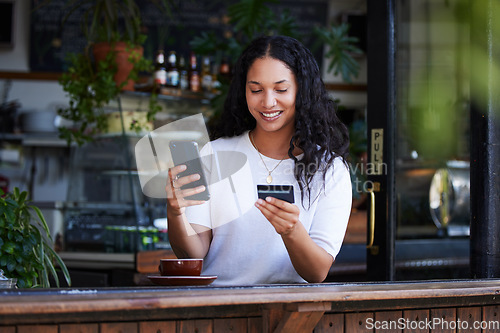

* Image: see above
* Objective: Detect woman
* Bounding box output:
[166,35,351,285]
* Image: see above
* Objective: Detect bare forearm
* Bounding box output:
[281,223,333,283]
[254,197,333,282]
[167,212,210,259]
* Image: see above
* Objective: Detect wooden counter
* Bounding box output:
[1,279,499,332]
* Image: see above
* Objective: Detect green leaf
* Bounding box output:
[314,23,363,83]
[17,190,28,206]
[44,254,59,288]
[15,254,23,264]
[268,9,300,38]
[14,231,24,242]
[7,256,17,272]
[2,241,16,254]
[15,264,26,274]
[190,31,223,55]
[17,277,31,288]
[2,202,16,222]
[46,245,72,287]
[228,0,276,39]
[22,241,33,256]
[28,232,37,245]
[31,205,52,241]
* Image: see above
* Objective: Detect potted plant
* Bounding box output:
[313,22,364,83]
[57,48,159,145]
[55,0,170,145]
[0,188,71,288]
[65,0,149,90]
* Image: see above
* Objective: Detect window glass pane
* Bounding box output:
[395,1,470,240]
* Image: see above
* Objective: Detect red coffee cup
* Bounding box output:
[158,259,203,276]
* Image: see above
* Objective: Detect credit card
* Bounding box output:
[257,184,295,203]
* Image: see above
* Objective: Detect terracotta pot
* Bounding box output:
[92,41,143,91]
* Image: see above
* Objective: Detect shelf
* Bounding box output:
[0,71,368,92]
[63,201,139,211]
[0,71,61,81]
[0,133,22,142]
[121,89,213,105]
[0,133,70,147]
[58,251,135,270]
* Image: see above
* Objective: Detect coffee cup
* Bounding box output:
[158,258,203,276]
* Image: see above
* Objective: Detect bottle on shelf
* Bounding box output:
[189,51,201,93]
[153,50,167,88]
[211,62,221,94]
[178,55,189,91]
[201,56,213,92]
[219,56,231,80]
[166,51,179,88]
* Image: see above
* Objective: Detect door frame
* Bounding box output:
[366,0,396,281]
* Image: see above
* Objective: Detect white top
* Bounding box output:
[185,131,352,286]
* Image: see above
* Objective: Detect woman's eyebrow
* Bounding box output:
[247,79,289,84]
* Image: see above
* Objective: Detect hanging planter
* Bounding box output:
[93,41,144,91]
[48,0,174,145]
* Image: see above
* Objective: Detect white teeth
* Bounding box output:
[262,111,281,118]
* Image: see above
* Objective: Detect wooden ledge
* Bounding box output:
[264,302,332,332]
[0,279,499,327]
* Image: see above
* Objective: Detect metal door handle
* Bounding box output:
[367,188,376,249]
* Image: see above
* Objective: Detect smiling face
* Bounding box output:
[246,57,298,136]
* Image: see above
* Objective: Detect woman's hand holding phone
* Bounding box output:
[166,164,208,216]
[166,164,212,261]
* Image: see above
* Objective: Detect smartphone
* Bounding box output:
[169,140,210,201]
[257,184,295,203]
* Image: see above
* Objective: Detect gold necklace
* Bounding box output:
[249,132,288,184]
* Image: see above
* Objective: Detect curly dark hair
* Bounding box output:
[212,35,349,205]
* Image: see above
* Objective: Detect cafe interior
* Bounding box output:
[0,0,499,332]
